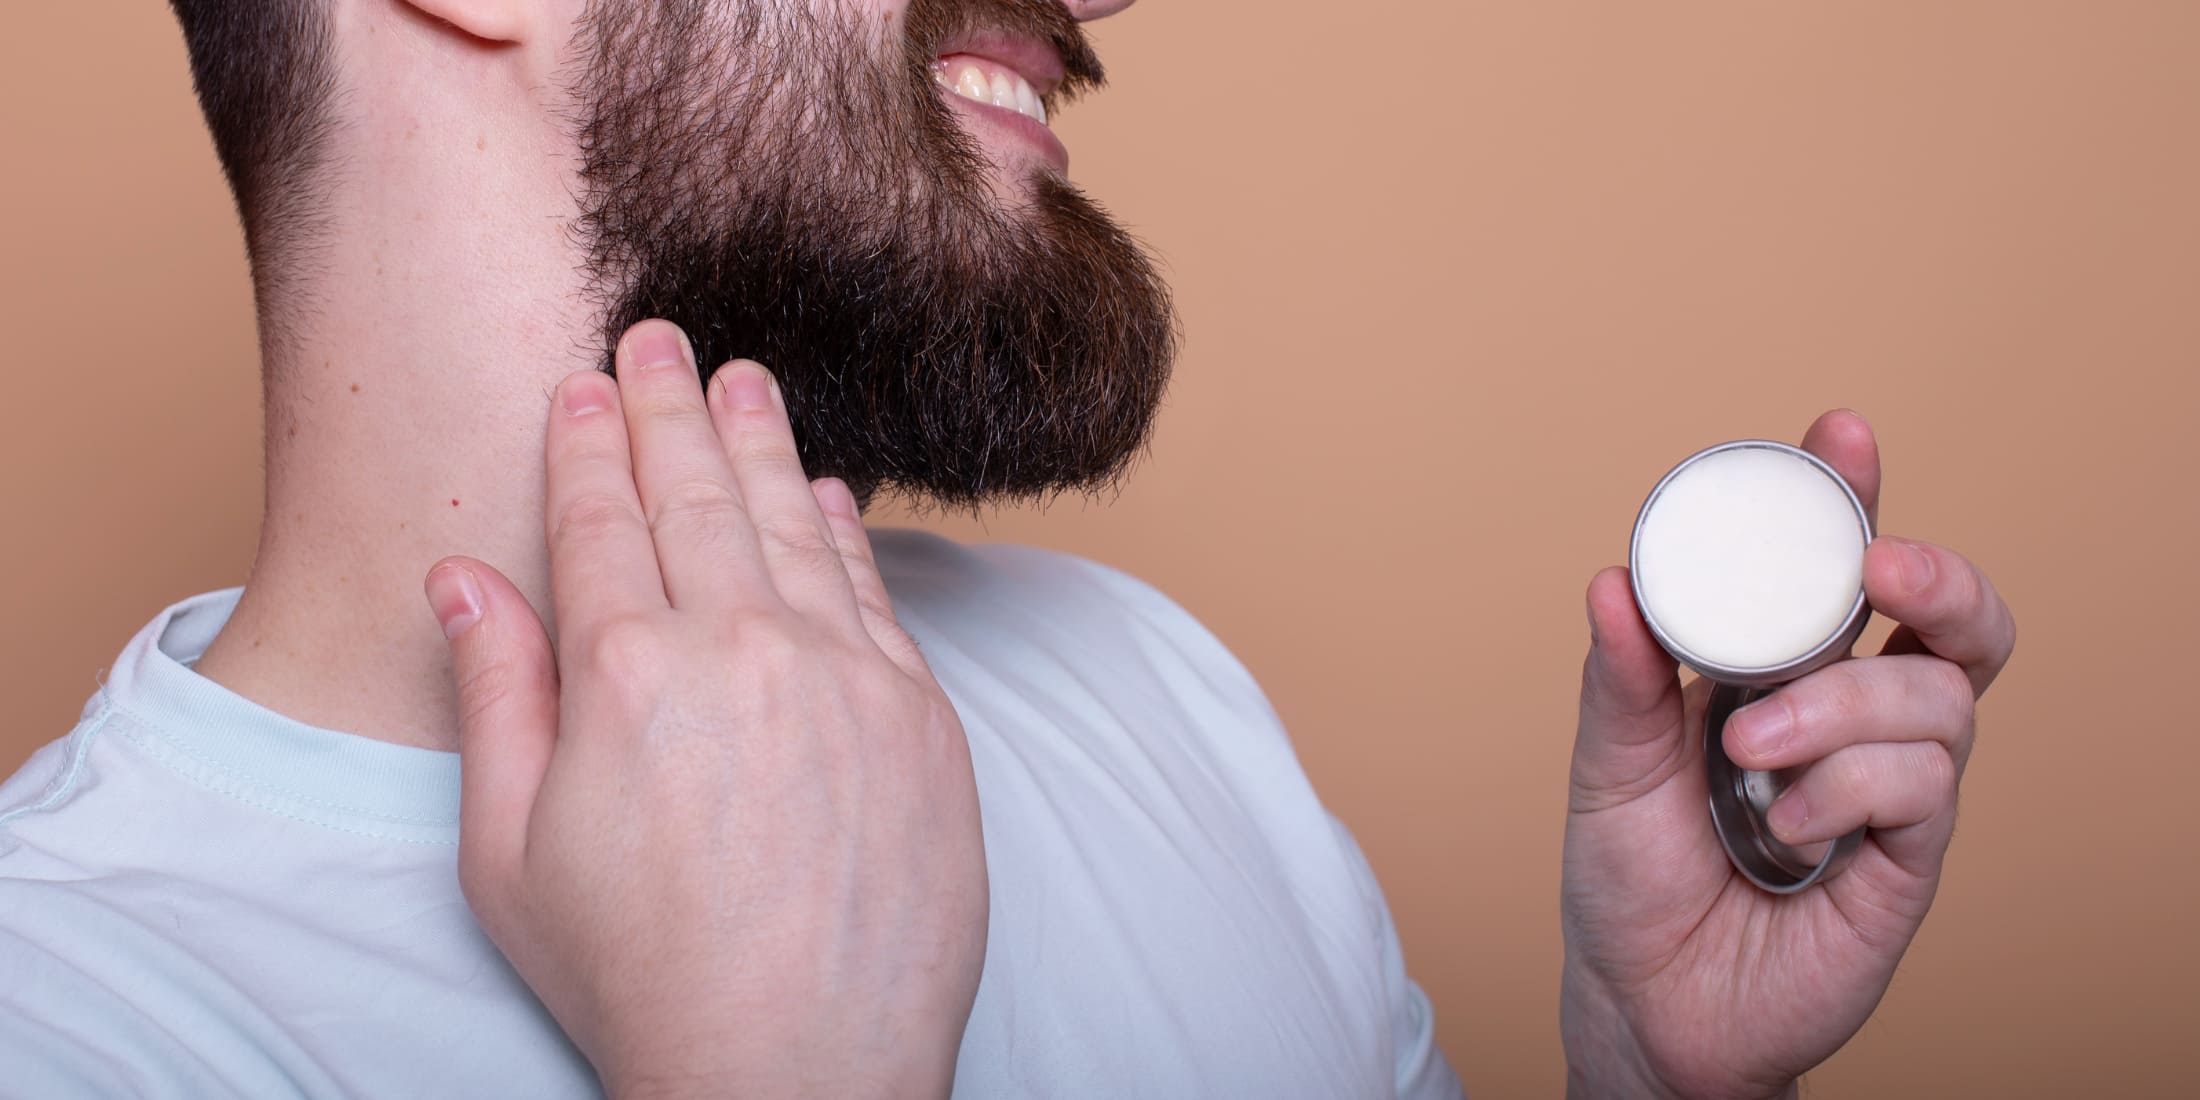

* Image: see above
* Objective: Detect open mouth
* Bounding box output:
[928,31,1072,171]
[932,52,1050,125]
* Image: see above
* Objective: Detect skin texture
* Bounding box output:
[426,321,989,1097]
[168,0,2010,1092]
[190,0,1146,753]
[177,0,1132,1088]
[1562,409,2017,1099]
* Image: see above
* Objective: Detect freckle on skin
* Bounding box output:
[476,136,486,151]
[351,383,362,393]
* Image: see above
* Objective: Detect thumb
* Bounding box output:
[424,556,557,902]
[1571,566,1690,810]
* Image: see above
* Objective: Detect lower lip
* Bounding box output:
[937,87,1070,174]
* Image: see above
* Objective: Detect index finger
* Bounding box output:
[544,370,670,639]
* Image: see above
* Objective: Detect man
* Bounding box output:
[0,0,2015,1096]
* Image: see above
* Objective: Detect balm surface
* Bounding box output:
[1635,446,1866,671]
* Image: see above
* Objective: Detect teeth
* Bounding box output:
[931,57,1048,127]
[955,65,988,104]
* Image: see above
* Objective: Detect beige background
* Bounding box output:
[5,2,2196,1096]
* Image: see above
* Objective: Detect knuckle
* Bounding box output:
[716,608,808,665]
[1822,750,1877,803]
[649,477,745,530]
[582,615,663,684]
[757,515,836,560]
[454,659,519,731]
[857,593,904,632]
[1920,745,1959,797]
[1929,658,1978,719]
[1919,550,1986,624]
[861,603,921,658]
[626,373,705,418]
[552,494,644,548]
[1810,665,1877,726]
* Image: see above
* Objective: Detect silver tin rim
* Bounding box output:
[1627,439,1875,688]
[1702,683,1865,893]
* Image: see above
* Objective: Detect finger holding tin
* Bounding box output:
[1760,739,1962,879]
[1867,536,2019,697]
[1798,409,1882,528]
[1723,654,1979,776]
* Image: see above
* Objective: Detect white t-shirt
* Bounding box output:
[0,530,1460,1098]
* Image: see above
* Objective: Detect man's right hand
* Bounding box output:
[421,319,988,1099]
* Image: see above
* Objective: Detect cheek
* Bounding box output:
[843,0,910,25]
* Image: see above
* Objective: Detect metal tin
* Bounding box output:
[1628,439,1873,894]
[1701,682,1863,893]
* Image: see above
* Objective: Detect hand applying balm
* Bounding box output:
[1629,440,1875,891]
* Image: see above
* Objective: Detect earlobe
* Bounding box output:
[399,0,529,44]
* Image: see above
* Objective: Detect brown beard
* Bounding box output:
[568,0,1177,509]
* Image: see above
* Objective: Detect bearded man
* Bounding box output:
[0,1,2016,1097]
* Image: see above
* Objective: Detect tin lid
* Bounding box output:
[1629,439,1875,689]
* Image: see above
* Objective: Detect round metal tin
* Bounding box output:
[1628,439,1874,893]
[1629,440,1874,689]
[1702,683,1863,893]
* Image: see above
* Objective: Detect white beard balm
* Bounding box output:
[1628,440,1874,893]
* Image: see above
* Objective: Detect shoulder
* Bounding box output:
[872,528,1244,654]
[869,527,1187,611]
[868,528,1277,720]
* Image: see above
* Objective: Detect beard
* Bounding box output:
[567,0,1177,508]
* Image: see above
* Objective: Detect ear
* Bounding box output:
[400,0,529,44]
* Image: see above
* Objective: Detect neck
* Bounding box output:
[195,10,596,751]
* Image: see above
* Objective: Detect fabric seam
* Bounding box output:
[111,723,458,848]
[0,699,113,836]
[113,702,458,828]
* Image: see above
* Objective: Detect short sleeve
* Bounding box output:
[1329,813,1467,1100]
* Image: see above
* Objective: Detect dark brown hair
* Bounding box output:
[167,0,342,335]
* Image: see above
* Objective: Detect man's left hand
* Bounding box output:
[1560,409,2017,1100]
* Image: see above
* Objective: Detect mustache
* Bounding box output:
[905,0,1106,103]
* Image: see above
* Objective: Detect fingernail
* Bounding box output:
[620,320,692,374]
[561,372,613,416]
[1767,789,1810,840]
[816,477,857,520]
[1893,537,1935,595]
[724,363,775,411]
[1730,699,1794,760]
[426,565,484,639]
